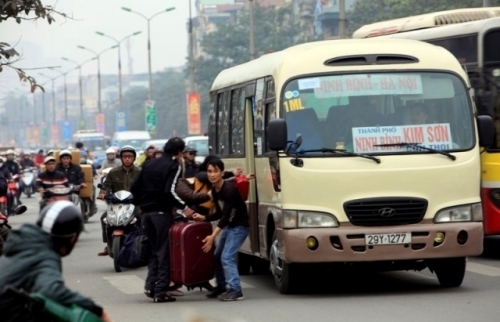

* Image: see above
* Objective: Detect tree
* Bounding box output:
[348,0,500,34]
[190,3,319,126]
[0,0,67,92]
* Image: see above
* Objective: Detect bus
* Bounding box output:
[72,130,107,152]
[208,38,493,293]
[352,7,500,236]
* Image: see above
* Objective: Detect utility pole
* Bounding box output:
[189,1,195,92]
[339,0,346,39]
[483,0,492,7]
[249,0,255,60]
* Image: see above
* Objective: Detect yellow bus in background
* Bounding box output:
[352,7,500,236]
[208,38,494,294]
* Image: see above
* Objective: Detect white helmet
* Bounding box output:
[6,149,14,155]
[60,149,72,159]
[106,147,116,154]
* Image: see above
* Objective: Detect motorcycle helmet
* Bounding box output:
[47,150,54,156]
[6,149,14,156]
[44,156,56,165]
[120,145,137,159]
[106,147,116,155]
[37,201,84,255]
[59,149,72,159]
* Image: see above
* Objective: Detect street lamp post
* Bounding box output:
[77,45,118,114]
[95,31,142,110]
[61,56,97,129]
[122,7,176,101]
[249,0,255,61]
[49,68,71,121]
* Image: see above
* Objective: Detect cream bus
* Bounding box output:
[208,38,494,294]
[352,7,500,237]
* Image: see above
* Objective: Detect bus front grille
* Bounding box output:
[343,197,428,226]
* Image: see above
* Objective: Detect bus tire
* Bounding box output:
[431,257,466,288]
[270,231,298,294]
[237,252,252,275]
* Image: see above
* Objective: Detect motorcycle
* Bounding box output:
[2,286,103,322]
[42,185,77,211]
[20,167,36,198]
[0,204,27,254]
[98,183,137,273]
[8,174,20,214]
[69,184,92,223]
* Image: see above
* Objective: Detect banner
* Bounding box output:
[41,122,48,143]
[63,121,71,142]
[187,92,201,135]
[33,126,40,144]
[145,100,157,136]
[352,123,453,154]
[51,124,58,144]
[116,111,127,132]
[96,113,105,134]
[25,127,32,143]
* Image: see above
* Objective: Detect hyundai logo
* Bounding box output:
[378,207,396,217]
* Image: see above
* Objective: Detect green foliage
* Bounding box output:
[190,3,319,126]
[348,0,500,34]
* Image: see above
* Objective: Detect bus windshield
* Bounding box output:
[484,29,500,64]
[282,72,474,155]
[75,136,106,151]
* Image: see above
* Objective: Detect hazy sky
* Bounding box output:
[1,0,196,87]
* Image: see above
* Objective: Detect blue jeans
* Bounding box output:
[214,226,249,293]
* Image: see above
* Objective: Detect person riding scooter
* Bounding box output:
[100,147,122,171]
[36,157,69,211]
[97,145,141,256]
[5,149,22,206]
[19,154,37,196]
[56,150,85,189]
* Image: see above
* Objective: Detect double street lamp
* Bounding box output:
[47,68,72,121]
[77,45,118,113]
[121,6,176,100]
[38,73,58,125]
[95,30,142,110]
[61,56,97,129]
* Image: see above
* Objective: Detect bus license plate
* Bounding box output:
[365,233,411,246]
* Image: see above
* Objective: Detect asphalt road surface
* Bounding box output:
[6,192,500,322]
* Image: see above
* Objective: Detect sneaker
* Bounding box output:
[144,290,154,299]
[206,287,227,299]
[166,289,184,297]
[218,289,244,301]
[154,295,176,303]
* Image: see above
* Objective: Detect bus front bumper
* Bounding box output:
[280,221,483,263]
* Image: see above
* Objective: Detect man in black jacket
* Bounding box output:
[131,137,195,303]
[55,150,85,187]
[0,201,112,322]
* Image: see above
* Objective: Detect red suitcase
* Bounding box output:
[169,221,214,286]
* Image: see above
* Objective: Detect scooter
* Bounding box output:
[20,167,36,198]
[8,174,20,213]
[98,183,137,273]
[2,286,103,322]
[0,204,27,254]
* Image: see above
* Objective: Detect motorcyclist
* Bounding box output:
[36,156,69,211]
[100,147,122,170]
[97,145,141,256]
[34,149,45,167]
[20,153,36,169]
[0,201,112,322]
[0,169,9,253]
[183,147,200,178]
[56,150,85,188]
[136,145,155,168]
[5,149,22,205]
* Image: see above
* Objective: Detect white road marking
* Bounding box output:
[466,262,500,277]
[103,275,144,294]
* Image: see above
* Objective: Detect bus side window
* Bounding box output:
[253,78,265,156]
[230,87,245,156]
[217,91,230,155]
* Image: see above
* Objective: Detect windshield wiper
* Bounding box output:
[298,148,381,164]
[373,142,456,161]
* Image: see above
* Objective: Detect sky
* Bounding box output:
[1,0,196,89]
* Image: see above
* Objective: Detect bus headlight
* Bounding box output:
[434,203,482,223]
[283,210,339,228]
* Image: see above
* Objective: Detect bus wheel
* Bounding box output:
[270,231,298,294]
[237,252,252,275]
[431,257,466,288]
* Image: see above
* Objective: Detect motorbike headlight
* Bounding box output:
[117,205,135,226]
[283,210,339,228]
[434,203,482,223]
[106,210,119,226]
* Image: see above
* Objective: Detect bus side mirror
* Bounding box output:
[267,119,288,151]
[477,115,494,148]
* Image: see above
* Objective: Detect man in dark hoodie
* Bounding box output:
[0,201,112,322]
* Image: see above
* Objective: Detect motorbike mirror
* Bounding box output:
[14,205,27,215]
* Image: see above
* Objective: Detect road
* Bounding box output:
[6,193,500,322]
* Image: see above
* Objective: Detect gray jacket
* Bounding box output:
[100,158,122,170]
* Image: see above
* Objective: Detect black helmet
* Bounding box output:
[120,145,137,159]
[75,142,84,149]
[37,201,84,238]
